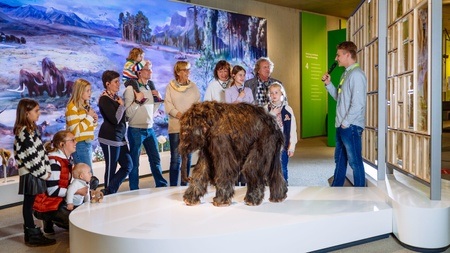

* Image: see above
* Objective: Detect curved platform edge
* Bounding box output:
[69,186,392,253]
[373,173,450,249]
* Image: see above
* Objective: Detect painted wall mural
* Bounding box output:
[0,0,267,176]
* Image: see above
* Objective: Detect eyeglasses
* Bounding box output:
[180,69,190,72]
[64,138,76,143]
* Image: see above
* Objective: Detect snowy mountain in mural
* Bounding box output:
[0,0,267,168]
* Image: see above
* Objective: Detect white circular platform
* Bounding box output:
[69,186,392,253]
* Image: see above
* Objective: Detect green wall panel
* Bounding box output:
[327,29,346,147]
[300,12,327,138]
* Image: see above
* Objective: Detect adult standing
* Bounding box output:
[321,41,367,187]
[98,70,132,195]
[244,57,281,106]
[164,61,201,186]
[124,62,167,190]
[34,130,86,233]
[203,60,231,102]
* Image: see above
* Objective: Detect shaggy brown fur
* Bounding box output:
[179,101,287,206]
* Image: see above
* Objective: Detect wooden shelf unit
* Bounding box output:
[350,0,431,183]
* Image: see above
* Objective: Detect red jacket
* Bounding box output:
[33,155,71,212]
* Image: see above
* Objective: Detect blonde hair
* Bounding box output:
[68,78,91,109]
[173,60,191,81]
[268,82,287,103]
[72,163,90,179]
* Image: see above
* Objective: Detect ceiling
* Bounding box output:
[251,0,362,18]
[253,0,450,30]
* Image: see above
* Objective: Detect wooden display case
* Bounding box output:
[350,0,431,183]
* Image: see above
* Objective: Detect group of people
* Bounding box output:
[204,58,298,185]
[13,40,367,247]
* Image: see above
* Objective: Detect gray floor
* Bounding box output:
[0,136,446,252]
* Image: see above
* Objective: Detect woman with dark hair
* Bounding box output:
[203,60,231,102]
[98,70,132,195]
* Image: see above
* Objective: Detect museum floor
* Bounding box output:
[0,136,448,253]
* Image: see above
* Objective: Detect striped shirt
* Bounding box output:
[122,60,144,81]
[66,101,96,142]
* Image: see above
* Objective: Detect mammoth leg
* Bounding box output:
[183,151,209,206]
[242,147,266,206]
[211,137,238,207]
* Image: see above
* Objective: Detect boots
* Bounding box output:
[23,225,56,247]
[90,176,99,190]
[43,220,55,235]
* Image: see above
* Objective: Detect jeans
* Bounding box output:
[281,149,289,183]
[331,125,366,187]
[72,141,92,173]
[169,133,191,186]
[127,127,168,190]
[100,143,132,194]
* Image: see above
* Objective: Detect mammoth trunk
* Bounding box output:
[180,154,190,183]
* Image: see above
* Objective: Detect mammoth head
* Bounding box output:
[178,102,221,154]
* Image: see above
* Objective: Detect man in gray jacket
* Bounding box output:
[322,41,367,187]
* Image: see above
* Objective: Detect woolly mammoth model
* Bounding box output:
[179,101,287,207]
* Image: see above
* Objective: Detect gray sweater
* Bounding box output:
[325,63,367,129]
[124,83,157,129]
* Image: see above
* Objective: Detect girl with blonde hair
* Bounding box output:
[65,78,98,171]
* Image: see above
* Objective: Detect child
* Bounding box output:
[122,48,162,103]
[265,82,298,184]
[225,65,253,186]
[122,47,149,82]
[225,65,254,104]
[13,98,55,246]
[66,163,91,211]
[66,78,98,172]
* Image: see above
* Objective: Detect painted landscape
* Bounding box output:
[0,0,267,174]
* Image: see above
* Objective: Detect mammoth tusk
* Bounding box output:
[34,78,44,86]
[7,84,25,93]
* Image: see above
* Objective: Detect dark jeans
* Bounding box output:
[169,133,191,186]
[33,202,70,230]
[127,127,168,190]
[100,143,133,194]
[281,149,289,183]
[332,125,366,187]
